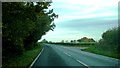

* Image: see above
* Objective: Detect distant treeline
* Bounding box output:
[42,36,96,46]
[42,37,95,44]
[2,2,58,59]
[49,42,95,46]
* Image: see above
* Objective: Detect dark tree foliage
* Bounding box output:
[70,40,74,43]
[98,27,119,52]
[88,38,95,42]
[2,2,58,58]
[102,28,118,45]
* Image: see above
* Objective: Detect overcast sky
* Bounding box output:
[39,0,119,42]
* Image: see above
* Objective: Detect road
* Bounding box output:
[31,44,120,68]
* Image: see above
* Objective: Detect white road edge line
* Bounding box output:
[76,60,90,68]
[29,47,44,68]
[64,52,71,57]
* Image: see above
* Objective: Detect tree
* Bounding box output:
[70,40,76,43]
[102,28,118,45]
[23,2,58,49]
[61,40,64,43]
[2,2,58,57]
[41,39,48,43]
[77,37,95,42]
[97,27,119,51]
[73,40,76,43]
[48,41,52,43]
[70,40,74,43]
[77,39,81,42]
[88,38,95,42]
[81,37,89,42]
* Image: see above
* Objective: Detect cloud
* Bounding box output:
[39,0,118,42]
[50,0,118,23]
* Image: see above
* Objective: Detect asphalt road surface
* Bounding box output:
[31,44,120,68]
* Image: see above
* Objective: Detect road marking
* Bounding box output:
[64,52,71,57]
[64,52,90,68]
[29,47,44,68]
[76,60,90,68]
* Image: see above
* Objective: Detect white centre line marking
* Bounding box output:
[64,52,71,57]
[76,60,90,68]
[64,52,90,68]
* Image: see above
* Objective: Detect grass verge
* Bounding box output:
[82,45,120,59]
[3,42,44,68]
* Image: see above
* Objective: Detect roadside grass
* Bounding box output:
[51,42,119,59]
[3,42,44,68]
[82,45,120,59]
